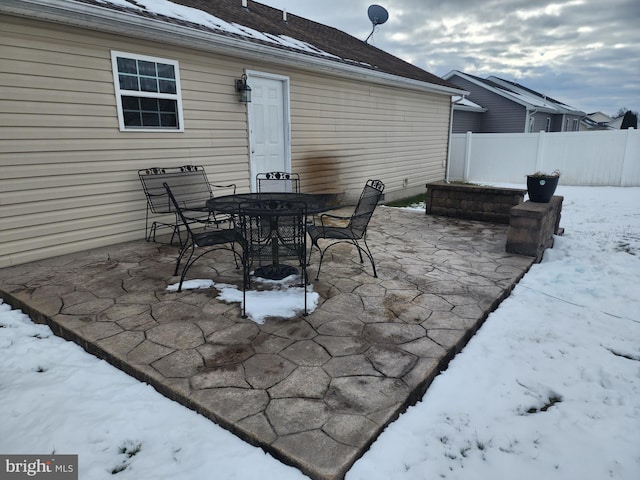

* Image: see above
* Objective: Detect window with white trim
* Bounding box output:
[111,51,184,132]
[572,119,579,131]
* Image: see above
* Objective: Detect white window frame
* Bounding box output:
[572,119,579,131]
[110,50,184,132]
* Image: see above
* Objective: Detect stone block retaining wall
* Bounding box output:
[506,196,564,262]
[425,182,526,224]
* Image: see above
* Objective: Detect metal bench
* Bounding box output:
[138,165,236,245]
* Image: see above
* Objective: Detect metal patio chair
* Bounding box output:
[139,165,236,245]
[238,199,308,318]
[256,171,300,193]
[307,179,385,280]
[163,183,244,292]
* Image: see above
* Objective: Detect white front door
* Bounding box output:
[247,72,290,191]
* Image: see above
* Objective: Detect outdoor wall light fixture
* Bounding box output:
[235,74,252,103]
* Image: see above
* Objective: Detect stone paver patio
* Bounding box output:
[0,207,534,480]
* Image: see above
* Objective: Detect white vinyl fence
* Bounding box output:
[448,128,640,186]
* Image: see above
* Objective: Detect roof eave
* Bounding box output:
[454,105,487,112]
[2,0,466,97]
[528,106,560,114]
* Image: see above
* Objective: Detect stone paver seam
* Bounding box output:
[425,330,459,352]
[117,334,146,358]
[147,340,179,370]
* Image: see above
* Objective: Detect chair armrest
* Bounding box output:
[318,213,350,228]
[181,205,208,214]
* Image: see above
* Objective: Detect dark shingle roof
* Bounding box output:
[82,0,457,90]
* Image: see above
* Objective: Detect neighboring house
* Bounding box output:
[580,112,615,131]
[580,111,635,130]
[587,111,614,123]
[443,70,585,134]
[450,95,486,133]
[607,115,625,129]
[0,0,465,268]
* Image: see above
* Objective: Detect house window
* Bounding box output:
[528,116,535,132]
[111,51,184,132]
[572,119,579,131]
[545,117,551,132]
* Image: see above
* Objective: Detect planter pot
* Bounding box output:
[527,175,559,203]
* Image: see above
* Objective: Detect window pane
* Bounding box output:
[119,74,139,91]
[139,97,158,111]
[157,63,175,79]
[117,57,137,74]
[160,113,178,127]
[142,112,160,126]
[138,60,157,76]
[122,96,140,110]
[140,76,158,92]
[159,99,177,113]
[158,79,176,94]
[123,111,142,126]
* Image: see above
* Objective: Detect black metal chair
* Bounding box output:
[163,183,244,292]
[307,179,385,280]
[256,172,300,193]
[139,165,236,245]
[238,199,308,318]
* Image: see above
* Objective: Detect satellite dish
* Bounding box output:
[365,5,389,43]
[368,4,389,26]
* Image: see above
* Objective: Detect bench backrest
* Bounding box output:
[256,171,300,193]
[138,166,213,213]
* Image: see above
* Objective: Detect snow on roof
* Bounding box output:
[498,88,561,111]
[96,0,340,59]
[82,0,460,90]
[488,76,584,113]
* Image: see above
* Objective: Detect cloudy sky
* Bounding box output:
[258,0,639,117]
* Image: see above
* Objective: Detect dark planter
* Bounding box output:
[527,175,559,203]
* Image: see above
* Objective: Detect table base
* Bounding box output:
[254,264,299,280]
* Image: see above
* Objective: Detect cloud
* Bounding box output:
[260,0,640,115]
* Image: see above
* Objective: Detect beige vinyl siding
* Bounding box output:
[288,73,450,199]
[1,14,452,268]
[0,16,250,267]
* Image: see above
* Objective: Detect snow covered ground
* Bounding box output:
[1,186,639,479]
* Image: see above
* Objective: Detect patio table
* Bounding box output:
[205,192,342,279]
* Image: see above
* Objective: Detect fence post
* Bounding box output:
[464,131,473,182]
[535,130,545,173]
[619,127,636,186]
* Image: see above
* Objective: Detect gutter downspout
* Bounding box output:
[445,95,466,183]
[526,109,538,132]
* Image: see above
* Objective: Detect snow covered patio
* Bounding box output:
[0,206,534,480]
